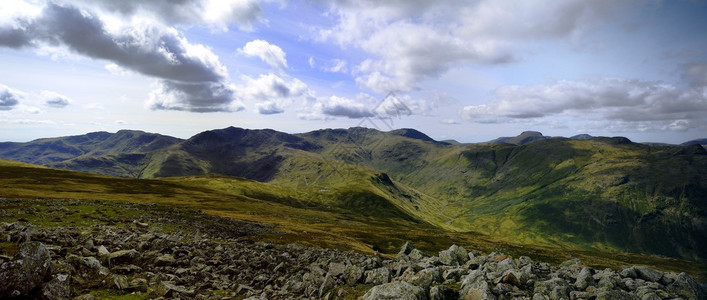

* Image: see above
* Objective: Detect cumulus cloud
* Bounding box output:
[233,73,313,115]
[0,84,22,110]
[255,101,285,115]
[147,80,243,112]
[62,0,263,31]
[40,90,71,108]
[301,95,374,120]
[319,0,623,92]
[0,2,240,113]
[239,39,288,70]
[460,78,707,131]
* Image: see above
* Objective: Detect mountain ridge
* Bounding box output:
[1,127,706,263]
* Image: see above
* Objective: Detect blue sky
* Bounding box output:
[1,0,706,144]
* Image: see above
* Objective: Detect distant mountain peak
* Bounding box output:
[489,131,548,145]
[388,128,436,143]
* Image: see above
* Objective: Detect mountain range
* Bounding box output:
[1,127,706,263]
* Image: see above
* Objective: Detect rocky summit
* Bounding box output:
[1,200,705,299]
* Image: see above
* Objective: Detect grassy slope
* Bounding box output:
[2,127,705,264]
[2,159,704,281]
[359,137,707,261]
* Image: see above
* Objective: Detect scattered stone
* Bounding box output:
[2,199,706,300]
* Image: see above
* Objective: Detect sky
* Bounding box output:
[1,0,706,144]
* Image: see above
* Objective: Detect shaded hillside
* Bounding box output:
[0,130,182,178]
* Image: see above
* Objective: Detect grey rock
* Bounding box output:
[328,262,346,277]
[575,267,595,290]
[66,255,109,287]
[460,287,497,300]
[362,281,426,300]
[0,241,53,298]
[365,267,391,285]
[318,273,336,298]
[439,244,468,266]
[620,267,638,279]
[402,267,442,290]
[398,241,415,257]
[39,273,70,300]
[430,285,458,300]
[634,266,663,283]
[594,289,638,300]
[154,253,175,266]
[667,272,705,300]
[343,264,364,286]
[107,249,139,265]
[408,248,428,261]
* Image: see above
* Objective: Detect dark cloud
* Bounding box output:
[0,3,239,112]
[317,96,374,119]
[255,101,285,114]
[0,27,32,48]
[64,0,263,31]
[460,79,707,130]
[148,80,241,112]
[42,91,71,108]
[0,87,21,110]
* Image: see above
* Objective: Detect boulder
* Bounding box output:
[365,267,391,285]
[668,272,705,300]
[107,249,139,265]
[633,266,663,283]
[343,264,364,286]
[39,273,70,300]
[439,244,468,266]
[430,285,458,300]
[575,267,595,290]
[398,241,415,257]
[362,281,426,300]
[0,241,53,298]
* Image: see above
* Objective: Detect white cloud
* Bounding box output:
[105,63,132,76]
[234,73,314,115]
[239,39,288,70]
[319,0,625,92]
[460,78,707,131]
[40,90,72,108]
[324,59,347,73]
[0,3,240,113]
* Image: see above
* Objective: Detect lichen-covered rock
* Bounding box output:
[365,267,391,285]
[575,267,595,290]
[430,285,458,300]
[0,241,52,298]
[634,266,664,283]
[362,281,426,300]
[668,272,706,300]
[39,273,70,300]
[439,244,468,266]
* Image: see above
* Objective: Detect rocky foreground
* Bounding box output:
[0,199,706,299]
